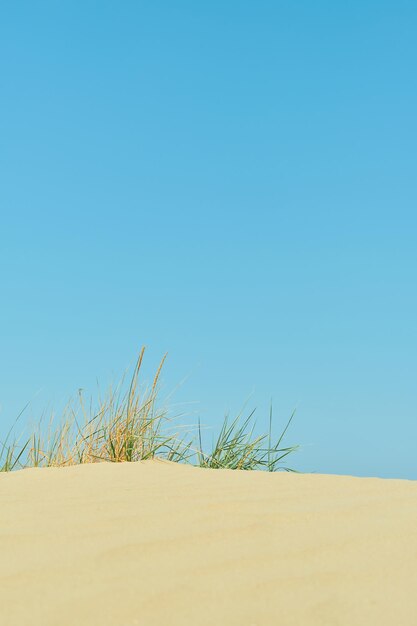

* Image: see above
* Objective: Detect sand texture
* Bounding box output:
[1,461,417,625]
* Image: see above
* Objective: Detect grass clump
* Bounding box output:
[0,348,299,473]
[197,407,298,472]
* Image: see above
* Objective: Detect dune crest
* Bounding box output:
[1,461,417,625]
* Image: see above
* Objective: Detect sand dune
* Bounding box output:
[1,461,417,625]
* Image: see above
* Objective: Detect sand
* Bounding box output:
[1,461,417,625]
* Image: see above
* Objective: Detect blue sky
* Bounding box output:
[1,1,416,478]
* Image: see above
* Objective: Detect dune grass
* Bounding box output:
[0,348,299,473]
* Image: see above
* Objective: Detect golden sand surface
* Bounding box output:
[1,460,417,625]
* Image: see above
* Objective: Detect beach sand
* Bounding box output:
[1,460,416,625]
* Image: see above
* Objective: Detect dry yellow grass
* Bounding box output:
[1,348,299,473]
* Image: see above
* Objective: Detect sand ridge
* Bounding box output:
[1,460,417,625]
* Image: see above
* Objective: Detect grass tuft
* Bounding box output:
[0,348,299,473]
[196,407,299,472]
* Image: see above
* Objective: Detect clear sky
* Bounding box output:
[1,1,416,479]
